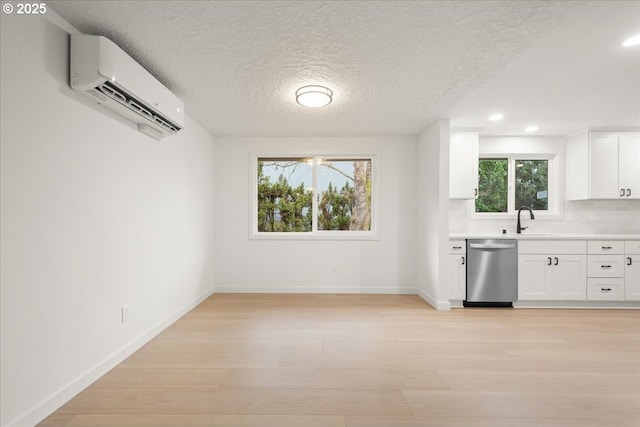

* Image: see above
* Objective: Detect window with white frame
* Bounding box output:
[253,156,376,237]
[475,155,558,215]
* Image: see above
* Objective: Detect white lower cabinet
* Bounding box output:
[448,240,466,300]
[518,254,586,300]
[518,240,587,301]
[588,278,625,301]
[518,255,552,299]
[587,240,625,301]
[448,254,466,300]
[553,255,588,300]
[587,255,625,277]
[625,241,640,301]
[625,257,640,300]
[458,238,638,305]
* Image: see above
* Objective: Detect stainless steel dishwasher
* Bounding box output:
[464,239,518,307]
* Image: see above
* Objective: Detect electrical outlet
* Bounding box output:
[121,305,130,324]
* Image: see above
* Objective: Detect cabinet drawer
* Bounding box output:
[449,240,465,254]
[625,241,640,254]
[587,241,624,254]
[587,278,625,301]
[519,240,586,255]
[587,255,625,277]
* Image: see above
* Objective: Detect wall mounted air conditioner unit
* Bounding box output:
[70,35,184,140]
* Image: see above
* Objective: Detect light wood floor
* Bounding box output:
[40,294,640,427]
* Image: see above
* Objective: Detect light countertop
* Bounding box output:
[449,233,640,240]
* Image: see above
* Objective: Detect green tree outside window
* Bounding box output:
[515,160,548,210]
[475,158,549,213]
[257,158,372,232]
[476,159,508,212]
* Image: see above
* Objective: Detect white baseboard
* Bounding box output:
[215,285,452,311]
[448,299,464,308]
[9,287,215,427]
[514,300,640,309]
[416,288,450,310]
[214,285,418,295]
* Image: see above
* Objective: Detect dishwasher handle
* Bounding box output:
[469,243,517,250]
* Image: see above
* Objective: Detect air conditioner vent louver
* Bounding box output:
[70,35,184,139]
[95,82,180,134]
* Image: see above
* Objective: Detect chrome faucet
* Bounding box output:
[517,206,535,234]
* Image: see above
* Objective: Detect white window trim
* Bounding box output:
[471,153,561,219]
[250,152,379,240]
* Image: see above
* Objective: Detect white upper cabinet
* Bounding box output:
[620,133,640,198]
[567,130,640,200]
[589,134,620,199]
[449,132,478,199]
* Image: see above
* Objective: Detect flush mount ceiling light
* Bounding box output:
[296,85,333,108]
[525,125,539,132]
[622,33,640,47]
[488,113,504,121]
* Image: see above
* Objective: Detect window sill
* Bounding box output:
[249,231,380,241]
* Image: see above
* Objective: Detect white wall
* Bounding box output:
[0,12,216,427]
[449,135,640,235]
[416,120,450,308]
[214,136,417,294]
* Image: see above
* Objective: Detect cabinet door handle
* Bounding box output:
[453,246,462,249]
[628,257,633,266]
[547,257,552,266]
[601,265,612,268]
[627,188,632,197]
[474,188,478,197]
[461,256,465,265]
[554,257,559,266]
[620,188,625,197]
[601,246,612,250]
[601,288,612,292]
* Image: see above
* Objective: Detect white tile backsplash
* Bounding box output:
[449,199,640,235]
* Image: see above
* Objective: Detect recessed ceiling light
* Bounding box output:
[488,113,504,121]
[296,85,333,108]
[525,126,538,132]
[622,34,640,47]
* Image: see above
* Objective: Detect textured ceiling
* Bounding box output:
[48,1,639,136]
